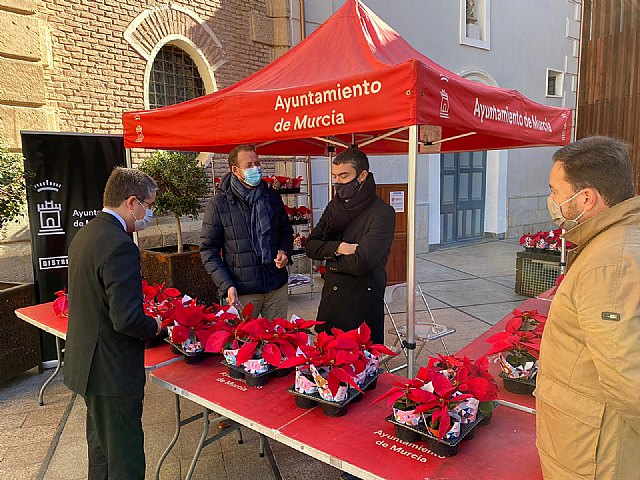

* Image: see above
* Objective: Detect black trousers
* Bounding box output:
[83,390,145,480]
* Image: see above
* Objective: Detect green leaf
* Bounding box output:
[138,151,209,219]
[0,144,28,229]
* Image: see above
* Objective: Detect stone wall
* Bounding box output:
[0,0,292,281]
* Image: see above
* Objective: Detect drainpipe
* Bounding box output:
[299,0,306,40]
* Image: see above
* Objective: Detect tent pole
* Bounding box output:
[126,148,139,247]
[406,125,418,377]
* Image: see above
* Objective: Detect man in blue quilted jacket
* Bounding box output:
[200,145,293,318]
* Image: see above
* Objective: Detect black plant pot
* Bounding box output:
[364,377,378,391]
[461,425,476,441]
[184,351,205,365]
[478,411,492,426]
[350,392,364,404]
[272,367,293,378]
[227,366,245,379]
[245,374,270,388]
[393,423,421,442]
[169,344,181,355]
[426,437,459,457]
[502,376,536,395]
[294,395,317,409]
[321,403,348,417]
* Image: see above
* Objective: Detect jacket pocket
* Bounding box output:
[536,374,604,478]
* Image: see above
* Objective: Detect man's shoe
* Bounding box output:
[339,473,362,480]
[216,420,231,431]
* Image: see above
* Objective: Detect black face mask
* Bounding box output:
[334,177,361,200]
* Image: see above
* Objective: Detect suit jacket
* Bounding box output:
[64,211,157,396]
[305,196,395,343]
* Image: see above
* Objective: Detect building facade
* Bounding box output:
[300,0,581,249]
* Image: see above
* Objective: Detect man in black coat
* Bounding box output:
[200,145,293,318]
[64,167,161,480]
[305,147,395,344]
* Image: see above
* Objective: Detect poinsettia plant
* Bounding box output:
[205,306,321,369]
[204,303,255,353]
[166,301,218,347]
[428,354,499,404]
[283,324,395,397]
[486,309,547,380]
[142,280,183,322]
[374,366,473,439]
[53,288,68,317]
[520,228,575,252]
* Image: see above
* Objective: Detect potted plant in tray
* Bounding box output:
[163,300,218,364]
[283,324,393,417]
[138,151,218,305]
[0,143,39,383]
[486,309,546,394]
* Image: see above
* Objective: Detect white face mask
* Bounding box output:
[546,189,585,230]
[131,199,153,231]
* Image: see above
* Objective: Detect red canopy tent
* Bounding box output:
[122,0,571,373]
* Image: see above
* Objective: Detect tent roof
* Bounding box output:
[122,0,571,155]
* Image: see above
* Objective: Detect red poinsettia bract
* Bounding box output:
[53,288,68,317]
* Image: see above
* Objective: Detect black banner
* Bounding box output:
[21,132,125,362]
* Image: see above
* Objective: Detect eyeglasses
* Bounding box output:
[136,198,155,211]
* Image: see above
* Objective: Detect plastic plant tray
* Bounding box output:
[385,412,482,448]
[287,369,382,409]
[222,359,277,381]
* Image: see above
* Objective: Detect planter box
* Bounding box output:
[0,282,40,383]
[140,244,218,306]
[515,250,561,297]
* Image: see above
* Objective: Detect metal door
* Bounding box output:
[440,151,486,243]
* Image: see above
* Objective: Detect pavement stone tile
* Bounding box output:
[0,423,58,448]
[485,275,517,289]
[422,278,526,307]
[0,463,40,480]
[1,439,49,468]
[0,413,26,430]
[22,404,67,428]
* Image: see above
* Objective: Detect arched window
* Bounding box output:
[148,44,206,109]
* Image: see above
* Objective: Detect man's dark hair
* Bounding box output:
[228,144,256,168]
[333,147,369,174]
[553,136,634,207]
[103,167,158,208]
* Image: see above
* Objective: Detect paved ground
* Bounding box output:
[0,239,527,480]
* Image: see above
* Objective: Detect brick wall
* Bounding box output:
[35,0,279,137]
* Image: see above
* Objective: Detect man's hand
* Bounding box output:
[336,242,358,255]
[227,286,241,308]
[275,250,288,269]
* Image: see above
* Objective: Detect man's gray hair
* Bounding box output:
[103,167,158,208]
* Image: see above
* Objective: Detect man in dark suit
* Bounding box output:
[64,167,161,479]
[305,147,395,344]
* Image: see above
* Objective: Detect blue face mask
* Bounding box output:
[133,199,154,231]
[243,166,263,187]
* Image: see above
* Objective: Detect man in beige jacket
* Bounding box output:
[536,136,640,479]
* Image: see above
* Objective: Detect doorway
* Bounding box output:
[440,151,487,243]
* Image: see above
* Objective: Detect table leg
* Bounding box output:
[38,336,63,406]
[155,394,183,480]
[259,434,266,458]
[185,408,210,480]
